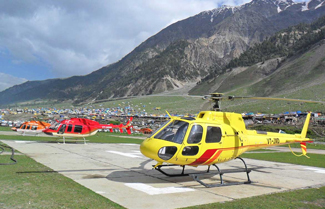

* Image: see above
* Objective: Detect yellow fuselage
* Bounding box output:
[140,111,310,166]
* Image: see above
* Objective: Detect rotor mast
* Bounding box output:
[209,93,224,111]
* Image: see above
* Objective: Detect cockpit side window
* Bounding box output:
[58,124,66,134]
[154,120,189,144]
[21,124,26,129]
[206,126,222,143]
[187,125,203,144]
[67,124,73,132]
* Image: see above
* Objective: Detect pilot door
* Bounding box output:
[58,124,66,134]
[178,124,223,165]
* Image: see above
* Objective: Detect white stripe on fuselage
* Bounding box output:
[51,130,98,138]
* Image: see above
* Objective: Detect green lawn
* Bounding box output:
[0,126,12,131]
[0,151,123,208]
[0,132,143,144]
[247,148,276,152]
[281,143,325,150]
[241,152,325,168]
[185,186,325,209]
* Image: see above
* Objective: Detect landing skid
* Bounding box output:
[58,137,88,144]
[154,157,252,188]
[154,164,189,177]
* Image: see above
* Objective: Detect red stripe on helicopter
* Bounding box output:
[189,149,218,166]
[203,150,222,165]
[301,143,307,152]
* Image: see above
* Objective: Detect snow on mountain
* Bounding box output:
[315,1,324,9]
[207,5,239,22]
[207,0,324,19]
[302,2,309,11]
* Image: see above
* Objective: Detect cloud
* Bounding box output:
[0,73,28,91]
[0,0,250,79]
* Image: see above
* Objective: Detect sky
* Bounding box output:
[0,0,254,91]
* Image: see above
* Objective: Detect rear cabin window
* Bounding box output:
[31,125,38,130]
[27,125,31,130]
[67,124,73,132]
[206,126,222,143]
[74,125,83,133]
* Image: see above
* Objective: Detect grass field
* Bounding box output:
[0,127,12,131]
[281,143,325,150]
[241,152,325,168]
[0,132,144,144]
[0,154,123,209]
[185,186,325,209]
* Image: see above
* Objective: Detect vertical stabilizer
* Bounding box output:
[301,113,311,138]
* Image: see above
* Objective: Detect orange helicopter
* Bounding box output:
[140,93,324,187]
[12,121,51,136]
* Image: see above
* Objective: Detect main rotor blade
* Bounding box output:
[227,96,325,104]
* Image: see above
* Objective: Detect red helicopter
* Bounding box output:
[43,117,133,143]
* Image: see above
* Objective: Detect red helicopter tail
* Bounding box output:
[126,126,132,134]
[119,117,133,134]
[126,117,133,127]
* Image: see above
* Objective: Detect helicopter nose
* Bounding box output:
[140,138,158,160]
[43,130,53,136]
[140,138,178,161]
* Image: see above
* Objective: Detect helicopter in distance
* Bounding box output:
[140,93,324,187]
[43,117,133,144]
[12,120,51,136]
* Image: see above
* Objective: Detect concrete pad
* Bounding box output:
[2,139,325,209]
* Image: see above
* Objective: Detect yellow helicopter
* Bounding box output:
[140,93,323,187]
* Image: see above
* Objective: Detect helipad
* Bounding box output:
[2,140,325,209]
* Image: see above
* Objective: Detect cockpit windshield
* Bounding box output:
[49,122,60,131]
[149,120,171,138]
[154,120,189,144]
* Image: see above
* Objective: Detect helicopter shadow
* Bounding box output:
[105,159,271,185]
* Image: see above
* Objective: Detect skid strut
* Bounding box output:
[153,157,252,187]
[191,157,252,187]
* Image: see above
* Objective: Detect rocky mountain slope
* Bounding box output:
[190,14,325,97]
[1,0,325,105]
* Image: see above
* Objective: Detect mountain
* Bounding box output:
[190,15,325,110]
[1,0,325,105]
